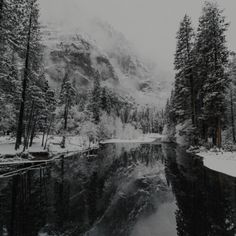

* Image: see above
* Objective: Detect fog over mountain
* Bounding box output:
[39,0,236,107]
[39,0,236,71]
[39,0,174,107]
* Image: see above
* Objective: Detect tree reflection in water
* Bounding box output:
[163,144,236,236]
[0,143,234,236]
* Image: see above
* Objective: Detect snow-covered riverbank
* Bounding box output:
[0,133,162,163]
[197,151,236,178]
[100,133,163,144]
[0,135,99,161]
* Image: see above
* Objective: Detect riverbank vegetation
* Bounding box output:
[0,0,164,156]
[164,2,236,150]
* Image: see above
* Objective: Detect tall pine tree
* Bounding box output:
[15,0,42,149]
[89,72,102,124]
[228,52,236,143]
[195,2,229,147]
[174,14,196,125]
[59,71,76,148]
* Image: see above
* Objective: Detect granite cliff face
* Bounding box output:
[42,20,170,107]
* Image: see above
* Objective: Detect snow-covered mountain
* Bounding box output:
[41,19,171,107]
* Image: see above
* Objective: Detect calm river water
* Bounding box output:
[0,143,235,236]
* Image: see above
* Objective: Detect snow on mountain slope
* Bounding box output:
[41,19,171,107]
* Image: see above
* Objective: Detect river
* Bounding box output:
[0,142,235,236]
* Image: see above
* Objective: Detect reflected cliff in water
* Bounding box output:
[0,143,235,236]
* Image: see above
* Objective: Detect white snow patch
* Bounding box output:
[198,151,236,177]
[101,133,162,144]
[47,135,98,155]
[0,136,45,156]
[0,135,99,159]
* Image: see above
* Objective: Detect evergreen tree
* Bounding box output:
[0,0,24,125]
[163,90,176,142]
[59,71,76,148]
[24,81,45,149]
[89,72,102,124]
[228,52,236,143]
[174,14,196,125]
[101,87,112,114]
[195,1,229,146]
[165,90,176,126]
[41,87,56,148]
[0,53,21,133]
[15,0,42,150]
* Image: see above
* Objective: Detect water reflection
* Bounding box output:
[0,143,234,236]
[0,169,48,236]
[163,144,236,236]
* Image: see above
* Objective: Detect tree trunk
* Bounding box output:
[64,103,68,130]
[60,136,66,149]
[190,75,196,126]
[44,115,53,150]
[29,118,37,147]
[41,118,47,147]
[216,117,222,148]
[202,123,208,143]
[24,101,34,151]
[42,130,45,147]
[212,128,216,146]
[61,103,68,149]
[230,88,236,143]
[15,4,33,150]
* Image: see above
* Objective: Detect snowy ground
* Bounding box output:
[46,135,98,154]
[0,135,98,160]
[0,136,45,156]
[100,133,163,144]
[198,151,236,178]
[0,133,162,164]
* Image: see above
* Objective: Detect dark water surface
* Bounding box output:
[0,143,235,236]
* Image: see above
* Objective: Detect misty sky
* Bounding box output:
[39,0,236,75]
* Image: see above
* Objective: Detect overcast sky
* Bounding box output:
[39,0,236,74]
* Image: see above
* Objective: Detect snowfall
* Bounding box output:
[198,151,236,178]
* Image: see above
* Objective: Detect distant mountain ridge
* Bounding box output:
[41,19,170,107]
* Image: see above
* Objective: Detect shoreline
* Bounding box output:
[196,151,236,178]
[100,133,163,144]
[0,146,100,166]
[0,133,163,165]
